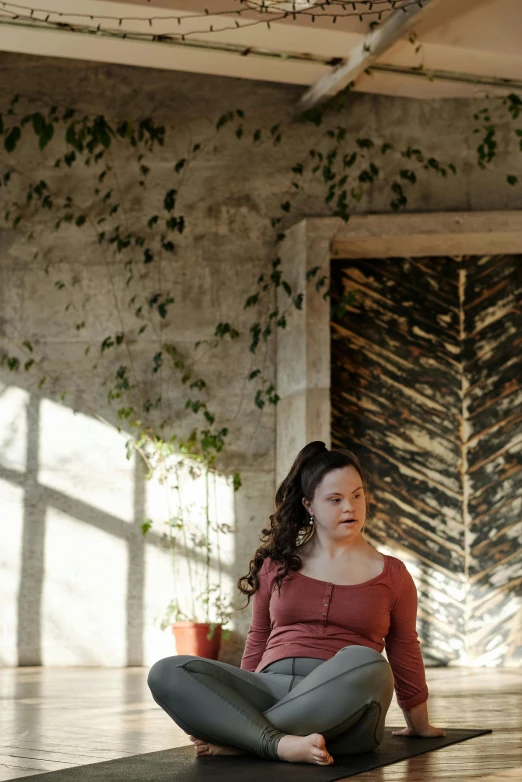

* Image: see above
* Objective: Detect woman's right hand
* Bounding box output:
[392,725,446,738]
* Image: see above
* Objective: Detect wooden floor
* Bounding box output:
[0,666,521,781]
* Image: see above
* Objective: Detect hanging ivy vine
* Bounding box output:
[1,83,521,474]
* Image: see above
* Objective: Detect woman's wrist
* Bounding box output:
[402,700,430,731]
[393,700,446,738]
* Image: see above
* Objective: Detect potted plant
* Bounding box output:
[133,426,236,659]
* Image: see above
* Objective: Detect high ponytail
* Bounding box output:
[274,440,327,506]
[236,441,369,607]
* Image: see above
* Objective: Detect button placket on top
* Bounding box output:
[319,583,333,632]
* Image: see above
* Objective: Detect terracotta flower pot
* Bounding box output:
[171,621,222,659]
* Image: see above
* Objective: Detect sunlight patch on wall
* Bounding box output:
[143,464,236,665]
[143,539,177,664]
[0,478,24,666]
[0,385,29,472]
[42,507,127,666]
[38,400,135,522]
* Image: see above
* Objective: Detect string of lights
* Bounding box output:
[242,1,408,13]
[0,1,427,41]
[0,1,417,22]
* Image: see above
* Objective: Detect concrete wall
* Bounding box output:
[1,51,522,667]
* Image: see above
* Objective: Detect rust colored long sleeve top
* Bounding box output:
[240,553,429,711]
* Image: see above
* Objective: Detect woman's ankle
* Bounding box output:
[259,726,287,760]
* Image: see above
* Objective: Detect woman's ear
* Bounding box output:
[302,497,310,515]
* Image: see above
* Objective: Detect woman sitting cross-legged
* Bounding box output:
[147,440,446,765]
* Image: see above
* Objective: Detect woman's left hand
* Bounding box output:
[392,725,446,738]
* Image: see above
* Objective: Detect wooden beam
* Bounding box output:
[296,0,444,114]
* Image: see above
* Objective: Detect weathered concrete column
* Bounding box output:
[275,219,336,487]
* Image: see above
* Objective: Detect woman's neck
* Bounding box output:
[300,534,370,561]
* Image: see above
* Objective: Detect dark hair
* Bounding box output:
[236,441,371,608]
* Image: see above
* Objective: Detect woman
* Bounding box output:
[148,441,446,766]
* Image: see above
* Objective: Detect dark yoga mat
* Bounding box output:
[17,727,492,782]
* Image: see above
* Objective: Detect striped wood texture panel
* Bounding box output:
[330,256,522,667]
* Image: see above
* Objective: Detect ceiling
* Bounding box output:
[0,0,521,104]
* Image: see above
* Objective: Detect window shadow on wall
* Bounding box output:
[0,386,234,667]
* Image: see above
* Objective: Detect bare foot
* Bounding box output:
[188,735,250,757]
[277,733,334,765]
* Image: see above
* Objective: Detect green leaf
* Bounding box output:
[101,336,115,352]
[31,112,45,135]
[400,169,416,184]
[7,357,20,371]
[4,126,21,153]
[152,352,163,373]
[117,121,133,138]
[215,322,239,339]
[299,107,323,126]
[216,111,233,130]
[158,298,174,319]
[293,293,304,310]
[343,152,357,168]
[39,123,54,150]
[166,216,185,233]
[99,129,111,149]
[507,174,518,186]
[65,124,76,146]
[244,293,259,309]
[163,188,177,211]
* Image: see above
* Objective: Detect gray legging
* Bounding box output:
[147,644,395,761]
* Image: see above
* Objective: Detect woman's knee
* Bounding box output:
[337,646,394,697]
[147,654,198,696]
[368,657,394,703]
[375,658,394,698]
